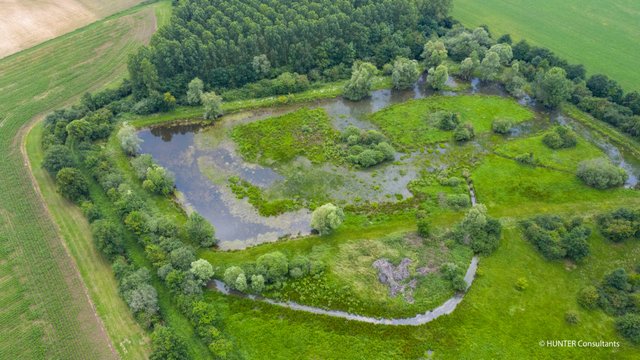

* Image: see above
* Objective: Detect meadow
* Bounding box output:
[453,0,640,90]
[0,1,170,358]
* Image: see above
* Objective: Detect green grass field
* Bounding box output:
[0,1,170,358]
[453,0,640,91]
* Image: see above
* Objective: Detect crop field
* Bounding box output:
[0,2,169,359]
[453,0,640,90]
[0,0,145,58]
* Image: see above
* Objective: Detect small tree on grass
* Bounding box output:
[478,51,501,81]
[223,266,245,290]
[454,122,475,142]
[577,158,628,189]
[426,64,448,90]
[535,67,573,108]
[392,57,420,90]
[201,91,223,120]
[421,39,448,67]
[56,167,89,202]
[433,111,460,131]
[187,77,204,105]
[91,219,124,260]
[256,251,289,283]
[190,259,214,283]
[185,212,216,247]
[311,203,345,235]
[343,61,377,101]
[118,123,142,156]
[150,326,188,360]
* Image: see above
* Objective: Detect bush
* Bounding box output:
[597,208,640,242]
[42,145,75,174]
[454,122,475,142]
[190,259,214,283]
[250,274,265,293]
[223,266,245,290]
[492,119,513,134]
[91,220,124,260]
[447,194,471,210]
[150,326,188,360]
[256,251,289,283]
[80,201,101,222]
[453,204,502,255]
[515,277,529,291]
[577,158,627,189]
[542,126,577,149]
[185,212,216,247]
[565,311,579,324]
[433,111,460,131]
[391,57,420,90]
[131,154,154,179]
[616,314,640,343]
[515,152,537,166]
[311,203,345,235]
[577,286,599,310]
[170,247,196,271]
[416,211,431,238]
[118,123,142,156]
[56,167,89,202]
[202,91,223,120]
[521,215,591,261]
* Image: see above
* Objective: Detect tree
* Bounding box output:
[421,39,447,68]
[577,158,628,189]
[144,166,175,196]
[391,57,420,90]
[587,74,624,103]
[458,57,475,80]
[201,92,223,120]
[186,77,204,105]
[343,62,377,101]
[91,220,123,260]
[185,212,216,247]
[535,67,573,108]
[478,51,501,81]
[56,167,88,202]
[252,54,271,78]
[616,314,640,343]
[488,44,513,65]
[190,259,214,283]
[66,119,93,143]
[42,145,75,174]
[118,123,143,156]
[454,204,502,255]
[426,64,448,90]
[170,247,196,271]
[250,274,265,293]
[150,326,188,360]
[256,251,289,283]
[623,91,640,115]
[234,273,248,292]
[542,126,577,149]
[223,266,245,290]
[433,111,460,130]
[311,203,345,235]
[577,286,600,309]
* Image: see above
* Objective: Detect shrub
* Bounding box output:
[515,277,529,291]
[256,251,289,283]
[289,255,311,278]
[311,203,345,235]
[150,326,188,360]
[91,220,124,260]
[170,247,196,271]
[452,275,467,292]
[515,152,537,166]
[250,274,265,293]
[391,57,420,90]
[145,166,175,196]
[542,126,577,149]
[597,208,640,242]
[56,167,89,202]
[186,77,204,105]
[565,311,579,324]
[447,194,471,210]
[190,259,214,283]
[453,204,502,255]
[118,123,142,156]
[578,286,600,310]
[492,119,513,134]
[80,201,101,222]
[433,111,460,131]
[223,266,245,290]
[577,158,627,189]
[454,122,475,142]
[416,211,431,238]
[426,64,448,90]
[521,215,591,261]
[616,314,640,343]
[185,212,216,247]
[42,145,75,174]
[343,62,376,101]
[202,91,223,120]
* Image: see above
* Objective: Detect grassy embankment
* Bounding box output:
[453,0,640,91]
[2,1,170,359]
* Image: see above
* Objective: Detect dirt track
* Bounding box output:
[0,0,144,58]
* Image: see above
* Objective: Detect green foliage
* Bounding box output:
[56,167,89,202]
[201,91,223,120]
[223,266,245,290]
[343,62,377,101]
[426,64,448,90]
[42,144,75,174]
[150,326,189,360]
[489,43,513,65]
[391,57,420,90]
[131,154,154,179]
[256,251,289,283]
[597,208,640,242]
[185,212,216,247]
[565,310,579,324]
[416,211,431,238]
[535,67,573,108]
[311,203,345,235]
[478,51,501,81]
[186,77,204,105]
[91,219,124,260]
[458,57,476,80]
[190,259,214,283]
[170,247,196,271]
[118,123,142,156]
[341,126,395,168]
[542,126,578,149]
[422,39,448,68]
[228,176,300,216]
[453,204,502,255]
[144,165,175,196]
[577,286,600,309]
[515,277,529,291]
[454,122,475,142]
[577,158,628,189]
[492,119,513,134]
[520,215,591,261]
[616,313,640,343]
[66,119,93,143]
[433,111,460,131]
[447,194,471,210]
[250,275,265,293]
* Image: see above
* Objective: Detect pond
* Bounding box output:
[138,77,640,250]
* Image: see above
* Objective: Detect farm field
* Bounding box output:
[0,1,169,359]
[452,0,640,90]
[0,0,146,58]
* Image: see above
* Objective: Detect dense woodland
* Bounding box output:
[129,0,452,98]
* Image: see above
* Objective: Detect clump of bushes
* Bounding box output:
[454,122,475,142]
[492,119,513,134]
[440,262,467,292]
[520,215,591,261]
[56,167,89,203]
[447,194,471,210]
[515,152,537,166]
[341,126,395,168]
[131,154,175,196]
[597,207,640,242]
[453,204,502,255]
[432,111,460,131]
[542,125,577,149]
[577,158,628,189]
[311,203,345,235]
